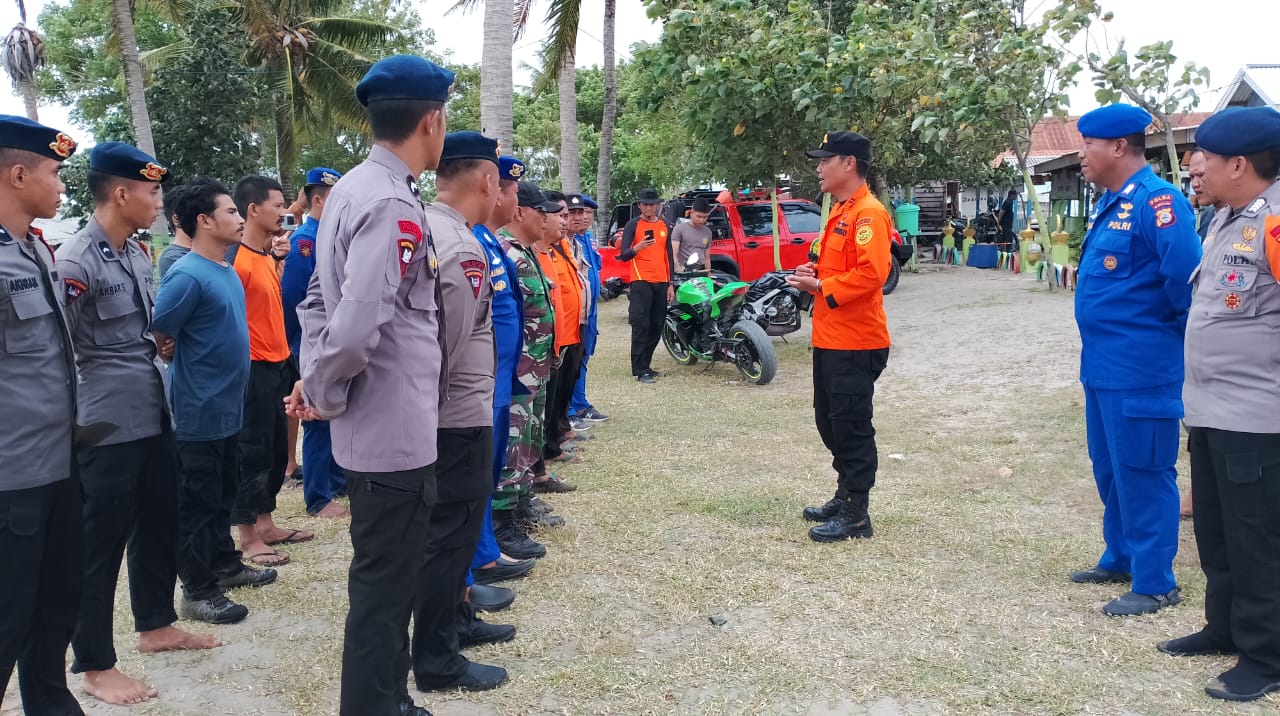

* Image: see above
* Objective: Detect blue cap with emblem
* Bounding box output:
[498,155,526,182]
[0,114,77,161]
[305,167,342,187]
[90,141,168,182]
[440,131,500,165]
[1196,106,1280,156]
[355,55,456,107]
[1077,103,1152,139]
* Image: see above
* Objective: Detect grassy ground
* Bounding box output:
[5,266,1273,715]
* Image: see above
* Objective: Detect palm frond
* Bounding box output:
[300,17,398,53]
[299,39,369,129]
[513,0,534,42]
[448,0,484,15]
[538,0,580,91]
[138,38,190,73]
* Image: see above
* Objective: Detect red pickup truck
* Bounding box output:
[599,196,823,283]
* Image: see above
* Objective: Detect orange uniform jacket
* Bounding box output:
[812,184,892,350]
[537,241,583,351]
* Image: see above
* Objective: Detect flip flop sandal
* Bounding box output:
[265,529,314,546]
[244,548,290,566]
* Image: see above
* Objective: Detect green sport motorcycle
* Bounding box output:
[661,254,777,385]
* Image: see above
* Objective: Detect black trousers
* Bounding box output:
[175,437,243,601]
[412,427,493,688]
[340,464,436,716]
[544,342,583,459]
[233,359,295,525]
[0,476,85,716]
[1188,427,1280,677]
[628,280,668,376]
[71,431,180,673]
[813,347,889,511]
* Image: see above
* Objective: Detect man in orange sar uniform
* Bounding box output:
[787,131,892,542]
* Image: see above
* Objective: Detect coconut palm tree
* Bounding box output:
[595,0,616,232]
[233,0,396,191]
[111,0,157,156]
[3,0,42,120]
[539,0,581,193]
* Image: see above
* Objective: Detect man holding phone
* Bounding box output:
[617,188,674,383]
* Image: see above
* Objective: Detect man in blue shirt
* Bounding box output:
[1069,104,1202,616]
[568,194,608,426]
[152,177,270,626]
[280,166,348,518]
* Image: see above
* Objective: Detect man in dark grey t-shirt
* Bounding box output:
[157,183,192,279]
[671,197,713,272]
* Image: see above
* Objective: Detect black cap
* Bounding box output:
[806,131,872,162]
[0,114,78,161]
[566,194,587,209]
[516,182,564,213]
[89,141,169,183]
[440,131,500,165]
[691,198,711,213]
[637,187,662,204]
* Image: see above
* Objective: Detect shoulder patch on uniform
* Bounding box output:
[396,220,423,278]
[298,239,313,258]
[1265,215,1280,242]
[460,258,485,298]
[64,277,88,302]
[855,225,874,245]
[855,216,874,228]
[1149,195,1176,229]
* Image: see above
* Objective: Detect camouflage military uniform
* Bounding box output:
[493,231,556,510]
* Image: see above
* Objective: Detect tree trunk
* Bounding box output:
[111,0,155,156]
[557,55,580,194]
[593,0,616,238]
[18,76,37,120]
[1163,126,1182,186]
[274,91,297,198]
[480,0,514,148]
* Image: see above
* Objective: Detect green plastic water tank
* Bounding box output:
[894,203,920,236]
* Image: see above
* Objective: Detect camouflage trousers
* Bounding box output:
[493,376,548,510]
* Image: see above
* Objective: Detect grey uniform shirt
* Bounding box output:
[671,221,713,268]
[425,203,495,429]
[0,226,76,491]
[158,242,191,279]
[56,218,169,445]
[299,145,445,473]
[1184,180,1280,433]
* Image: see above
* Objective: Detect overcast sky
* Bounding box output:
[0,0,1265,143]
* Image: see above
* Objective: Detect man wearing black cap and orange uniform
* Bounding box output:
[0,114,85,716]
[1159,106,1280,703]
[618,187,674,383]
[58,142,222,706]
[788,131,892,542]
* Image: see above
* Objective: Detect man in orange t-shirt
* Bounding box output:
[787,131,891,542]
[617,187,674,382]
[229,176,313,567]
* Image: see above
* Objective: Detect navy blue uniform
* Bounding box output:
[570,229,602,415]
[1075,165,1201,595]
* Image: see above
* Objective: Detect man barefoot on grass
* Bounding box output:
[58,143,220,705]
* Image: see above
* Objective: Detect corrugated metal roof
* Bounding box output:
[1216,64,1280,110]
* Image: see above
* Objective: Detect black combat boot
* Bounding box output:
[808,494,873,542]
[802,489,847,522]
[493,507,547,559]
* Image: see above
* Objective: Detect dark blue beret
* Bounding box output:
[440,131,499,165]
[356,55,455,107]
[1197,107,1280,156]
[498,155,526,181]
[1077,103,1152,139]
[305,167,342,186]
[0,114,77,161]
[581,195,598,210]
[90,141,168,182]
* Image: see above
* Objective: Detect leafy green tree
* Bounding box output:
[1047,0,1208,185]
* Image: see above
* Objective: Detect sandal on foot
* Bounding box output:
[244,548,290,566]
[265,529,314,546]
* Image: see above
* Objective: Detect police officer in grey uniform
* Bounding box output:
[0,115,86,716]
[412,131,512,694]
[57,143,221,706]
[290,55,452,716]
[1159,106,1280,703]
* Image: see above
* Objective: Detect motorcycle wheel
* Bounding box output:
[882,259,901,295]
[662,317,699,365]
[728,320,777,385]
